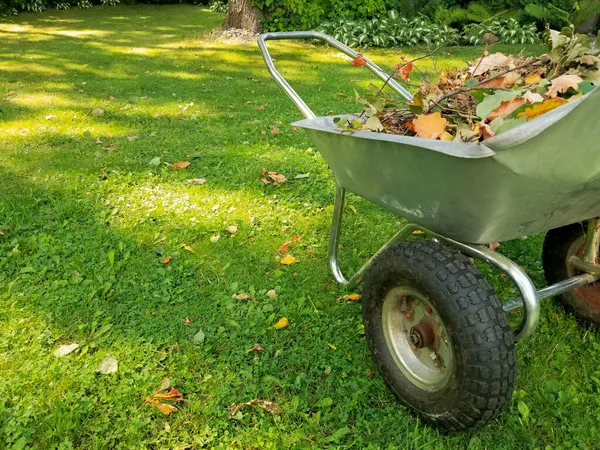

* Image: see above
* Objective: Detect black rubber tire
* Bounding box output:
[362,240,516,432]
[542,223,600,324]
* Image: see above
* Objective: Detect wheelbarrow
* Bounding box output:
[258,31,600,431]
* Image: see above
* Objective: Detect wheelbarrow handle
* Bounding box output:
[257,31,413,119]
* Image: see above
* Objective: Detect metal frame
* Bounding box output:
[258,31,600,343]
[329,183,600,341]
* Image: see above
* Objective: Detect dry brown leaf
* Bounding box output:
[412,113,448,139]
[187,178,206,185]
[127,135,138,141]
[280,254,296,265]
[91,108,105,116]
[182,318,193,327]
[517,97,567,120]
[229,399,283,418]
[162,256,172,264]
[267,172,286,184]
[278,240,292,253]
[146,398,178,415]
[210,234,220,242]
[523,90,544,104]
[171,161,191,170]
[226,225,238,234]
[232,293,257,303]
[480,77,505,88]
[489,242,501,251]
[394,62,413,81]
[546,74,582,98]
[266,289,278,298]
[247,343,265,353]
[479,122,496,140]
[255,104,268,110]
[350,55,367,67]
[271,128,280,135]
[469,52,509,76]
[486,97,526,121]
[273,317,289,329]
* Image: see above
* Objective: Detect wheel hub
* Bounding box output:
[382,286,453,392]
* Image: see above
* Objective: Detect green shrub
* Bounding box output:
[465,18,540,45]
[209,0,226,13]
[318,11,460,48]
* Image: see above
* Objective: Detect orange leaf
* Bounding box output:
[395,62,413,81]
[162,256,172,264]
[151,388,184,402]
[292,235,300,243]
[486,97,526,121]
[337,293,362,301]
[182,318,193,326]
[517,97,567,121]
[267,172,286,184]
[183,244,194,253]
[146,398,178,415]
[278,241,292,253]
[271,128,280,135]
[247,343,265,353]
[411,230,424,235]
[480,77,505,88]
[489,242,501,251]
[280,254,296,265]
[350,55,367,67]
[273,317,289,329]
[255,104,268,110]
[171,161,190,170]
[546,74,582,98]
[412,113,448,139]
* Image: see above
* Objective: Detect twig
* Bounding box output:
[478,58,544,86]
[425,86,508,114]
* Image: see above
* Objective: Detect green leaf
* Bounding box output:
[464,78,479,87]
[518,400,530,424]
[364,116,383,132]
[324,427,351,443]
[476,90,522,120]
[108,250,115,266]
[388,9,398,20]
[193,329,205,344]
[149,157,161,167]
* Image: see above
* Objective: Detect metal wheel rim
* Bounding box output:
[382,286,454,392]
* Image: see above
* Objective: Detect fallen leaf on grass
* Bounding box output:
[187,178,206,185]
[546,74,582,98]
[271,128,280,135]
[182,244,195,253]
[171,161,191,170]
[158,376,171,391]
[294,173,310,179]
[127,135,138,141]
[45,114,55,120]
[91,108,104,116]
[54,343,79,358]
[229,399,283,418]
[182,318,193,326]
[226,225,238,234]
[337,293,361,301]
[165,422,171,433]
[149,157,161,167]
[517,98,566,121]
[247,343,265,353]
[210,234,220,243]
[350,55,367,67]
[255,104,268,110]
[193,329,205,344]
[278,241,292,253]
[273,317,289,329]
[280,254,296,265]
[412,113,448,139]
[95,137,103,145]
[266,289,278,298]
[232,293,257,303]
[143,388,185,416]
[162,256,172,264]
[97,356,118,374]
[328,343,337,350]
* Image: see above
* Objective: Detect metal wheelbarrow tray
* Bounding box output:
[259,31,600,432]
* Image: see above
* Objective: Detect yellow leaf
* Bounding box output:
[412,112,448,139]
[280,254,296,265]
[525,74,542,84]
[440,131,454,141]
[183,244,195,253]
[337,293,362,301]
[146,398,178,415]
[273,317,289,329]
[517,97,567,121]
[328,343,337,350]
[546,74,582,98]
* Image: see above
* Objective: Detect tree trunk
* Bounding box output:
[224,0,262,33]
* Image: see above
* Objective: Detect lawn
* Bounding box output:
[1,5,599,449]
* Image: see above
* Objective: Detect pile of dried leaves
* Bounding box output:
[340,27,599,142]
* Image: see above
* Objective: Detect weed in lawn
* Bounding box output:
[1,5,599,449]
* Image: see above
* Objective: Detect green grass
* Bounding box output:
[1,5,599,449]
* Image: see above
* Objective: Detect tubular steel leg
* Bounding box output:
[583,218,600,264]
[328,183,416,289]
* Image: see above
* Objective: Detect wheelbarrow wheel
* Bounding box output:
[542,223,600,324]
[362,240,516,431]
